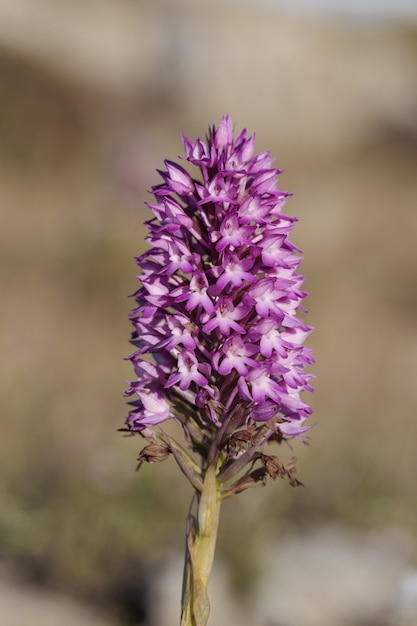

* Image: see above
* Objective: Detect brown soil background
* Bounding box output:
[1,0,417,623]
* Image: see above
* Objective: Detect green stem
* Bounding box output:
[180,463,221,626]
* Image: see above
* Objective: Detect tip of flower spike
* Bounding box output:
[214,115,234,150]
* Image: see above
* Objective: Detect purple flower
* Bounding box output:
[213,335,258,376]
[126,390,171,428]
[202,297,248,336]
[125,116,314,490]
[165,349,210,391]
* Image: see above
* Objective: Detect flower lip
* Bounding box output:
[202,296,248,336]
[213,335,258,377]
[213,253,256,294]
[172,270,214,315]
[165,350,210,391]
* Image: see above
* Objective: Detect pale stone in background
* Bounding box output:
[252,527,414,626]
[0,570,115,626]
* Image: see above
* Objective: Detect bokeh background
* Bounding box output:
[1,0,417,624]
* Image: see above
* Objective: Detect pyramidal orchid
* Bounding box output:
[122,116,314,626]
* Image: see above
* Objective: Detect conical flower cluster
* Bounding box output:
[124,116,314,492]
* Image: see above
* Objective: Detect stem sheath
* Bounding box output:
[180,463,221,626]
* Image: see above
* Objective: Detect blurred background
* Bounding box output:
[1,0,417,624]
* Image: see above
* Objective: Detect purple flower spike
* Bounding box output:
[125,116,314,494]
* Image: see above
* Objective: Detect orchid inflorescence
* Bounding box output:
[123,115,314,498]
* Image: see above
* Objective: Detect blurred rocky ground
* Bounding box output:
[2,526,417,626]
[1,0,417,624]
[0,567,115,626]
